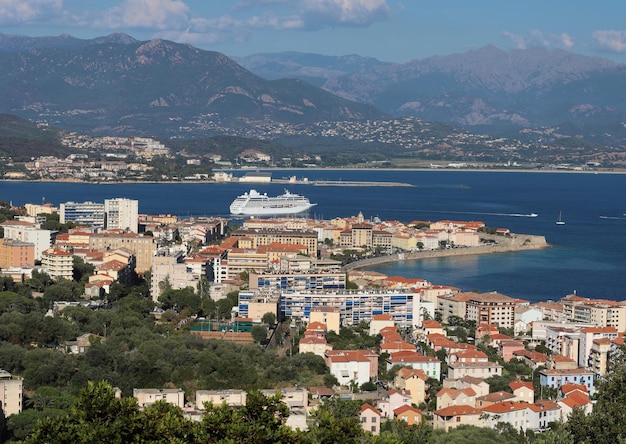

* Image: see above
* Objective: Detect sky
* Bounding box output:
[2,0,626,64]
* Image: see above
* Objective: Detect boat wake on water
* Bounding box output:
[421,210,539,218]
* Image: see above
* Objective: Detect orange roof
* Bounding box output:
[422,320,443,329]
[581,326,617,334]
[434,405,482,416]
[372,314,394,321]
[509,380,534,391]
[396,368,429,381]
[560,392,592,409]
[481,401,528,414]
[477,391,516,402]
[394,405,422,416]
[436,387,476,399]
[360,403,381,415]
[560,383,588,394]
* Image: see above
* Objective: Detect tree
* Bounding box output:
[251,324,269,344]
[566,354,626,443]
[262,311,276,327]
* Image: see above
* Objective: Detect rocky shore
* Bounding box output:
[342,233,549,271]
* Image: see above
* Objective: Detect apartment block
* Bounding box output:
[41,247,74,280]
[0,239,35,268]
[0,370,23,416]
[88,232,156,273]
[465,292,517,329]
[104,198,139,232]
[277,289,420,328]
[60,201,105,227]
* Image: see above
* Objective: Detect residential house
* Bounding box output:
[196,390,247,408]
[394,405,423,426]
[475,391,516,408]
[433,405,483,432]
[133,388,185,409]
[447,360,503,380]
[386,351,441,380]
[443,375,489,398]
[377,389,412,419]
[394,368,429,406]
[369,314,395,336]
[360,403,382,436]
[325,350,378,386]
[436,387,477,410]
[509,380,534,404]
[539,368,595,396]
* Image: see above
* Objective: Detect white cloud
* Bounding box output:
[0,0,63,25]
[96,0,190,31]
[592,30,626,53]
[300,0,391,29]
[502,29,575,50]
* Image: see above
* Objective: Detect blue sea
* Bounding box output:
[3,170,626,303]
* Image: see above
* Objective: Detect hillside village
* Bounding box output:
[0,196,624,439]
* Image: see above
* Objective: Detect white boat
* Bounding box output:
[229,189,317,216]
[556,211,565,225]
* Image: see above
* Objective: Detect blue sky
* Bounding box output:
[1,0,626,63]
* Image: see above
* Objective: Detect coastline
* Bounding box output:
[3,166,626,185]
[342,233,549,272]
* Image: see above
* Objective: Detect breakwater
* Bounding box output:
[342,233,549,271]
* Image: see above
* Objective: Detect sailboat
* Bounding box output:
[556,211,565,225]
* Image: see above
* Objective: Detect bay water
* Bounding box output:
[3,169,625,303]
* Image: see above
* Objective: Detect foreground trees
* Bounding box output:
[25,381,299,444]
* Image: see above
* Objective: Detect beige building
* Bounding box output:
[309,306,341,334]
[0,239,35,268]
[394,368,428,406]
[369,314,395,336]
[89,232,156,273]
[466,292,517,329]
[433,405,483,432]
[150,252,201,302]
[588,337,611,376]
[437,292,476,324]
[0,370,23,416]
[562,298,626,331]
[230,228,318,256]
[447,361,503,380]
[104,198,139,233]
[41,247,74,280]
[196,389,247,408]
[133,388,185,409]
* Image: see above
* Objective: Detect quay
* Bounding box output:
[342,233,549,271]
[271,178,414,187]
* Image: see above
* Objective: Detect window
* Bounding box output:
[361,417,366,423]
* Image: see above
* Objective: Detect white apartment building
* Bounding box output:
[41,247,74,280]
[0,220,52,260]
[60,201,105,227]
[104,198,139,233]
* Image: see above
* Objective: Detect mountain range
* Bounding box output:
[0,33,382,137]
[2,32,626,150]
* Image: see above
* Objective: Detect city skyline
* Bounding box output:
[1,0,625,63]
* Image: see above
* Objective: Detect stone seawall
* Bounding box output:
[342,233,549,271]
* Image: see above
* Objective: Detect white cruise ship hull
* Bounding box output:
[229,189,317,216]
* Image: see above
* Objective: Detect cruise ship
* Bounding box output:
[229,189,317,216]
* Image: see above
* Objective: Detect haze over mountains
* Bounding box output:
[2,32,626,150]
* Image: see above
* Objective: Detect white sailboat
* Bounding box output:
[556,211,565,225]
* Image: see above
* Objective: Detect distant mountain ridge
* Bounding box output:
[237,45,626,134]
[0,33,383,137]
